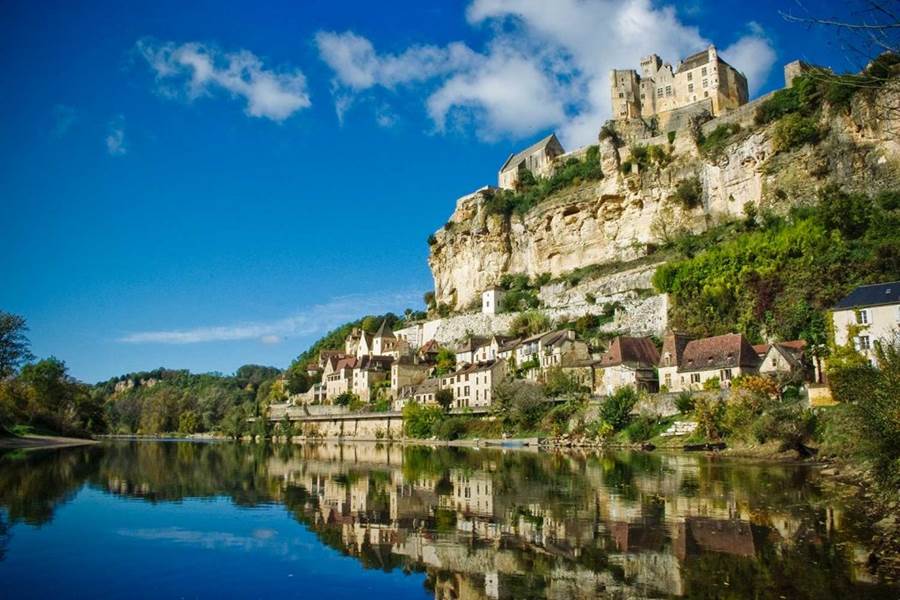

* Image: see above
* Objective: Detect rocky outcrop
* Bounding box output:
[429,84,900,310]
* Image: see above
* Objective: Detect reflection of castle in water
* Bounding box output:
[263,444,872,599]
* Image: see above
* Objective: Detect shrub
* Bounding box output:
[772,113,819,152]
[584,293,596,305]
[693,396,725,439]
[702,376,721,391]
[674,391,695,414]
[599,386,638,431]
[674,176,703,209]
[697,123,741,159]
[435,388,454,411]
[509,310,550,338]
[543,367,586,397]
[435,416,468,440]
[667,131,676,145]
[622,414,658,442]
[427,234,437,246]
[492,380,547,432]
[402,402,444,438]
[333,392,357,406]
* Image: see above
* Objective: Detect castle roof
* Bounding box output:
[832,281,900,309]
[499,133,563,173]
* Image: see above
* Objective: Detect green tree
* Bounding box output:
[435,388,454,412]
[434,348,456,376]
[0,311,33,379]
[178,410,199,434]
[509,310,550,338]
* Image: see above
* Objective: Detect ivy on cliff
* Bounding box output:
[652,186,900,346]
[483,145,603,217]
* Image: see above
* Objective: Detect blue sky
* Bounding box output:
[0,1,863,382]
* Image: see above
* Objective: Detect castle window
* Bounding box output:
[701,67,707,76]
[665,85,672,96]
[618,92,624,98]
[687,72,692,81]
[704,91,709,97]
[688,83,694,93]
[657,88,663,98]
[703,79,708,88]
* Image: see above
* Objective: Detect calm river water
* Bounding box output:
[0,441,897,599]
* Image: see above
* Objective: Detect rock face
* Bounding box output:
[429,85,900,310]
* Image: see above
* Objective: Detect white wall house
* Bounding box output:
[831,282,900,366]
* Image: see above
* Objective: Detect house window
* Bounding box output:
[857,309,869,324]
[702,79,708,88]
[688,83,694,93]
[687,72,693,81]
[665,85,672,96]
[857,335,871,350]
[701,67,707,76]
[657,88,663,98]
[771,358,777,368]
[664,374,672,387]
[720,368,733,381]
[618,92,624,98]
[704,91,709,97]
[690,373,701,384]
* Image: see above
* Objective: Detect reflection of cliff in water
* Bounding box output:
[0,442,894,598]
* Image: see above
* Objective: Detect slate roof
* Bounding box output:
[832,281,900,309]
[374,320,395,339]
[499,133,563,173]
[540,330,573,348]
[679,333,759,372]
[598,336,660,368]
[456,336,491,353]
[675,47,738,74]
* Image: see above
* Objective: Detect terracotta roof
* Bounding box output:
[356,355,393,371]
[499,133,563,173]
[448,359,504,377]
[679,333,759,372]
[419,339,440,354]
[832,281,900,309]
[659,331,692,368]
[335,357,358,371]
[598,336,660,368]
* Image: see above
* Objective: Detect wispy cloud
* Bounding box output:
[52,104,77,137]
[136,38,311,122]
[106,115,127,155]
[117,290,421,345]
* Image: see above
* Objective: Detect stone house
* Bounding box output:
[417,339,441,363]
[669,333,760,392]
[441,359,508,409]
[497,337,521,363]
[351,355,393,403]
[753,340,811,381]
[482,286,505,315]
[658,331,692,392]
[394,377,443,412]
[610,46,748,122]
[830,281,900,367]
[325,356,357,400]
[497,133,565,190]
[455,336,491,366]
[593,336,660,395]
[390,357,431,396]
[538,330,591,370]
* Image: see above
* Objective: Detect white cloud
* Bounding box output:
[721,22,778,95]
[315,0,778,147]
[117,290,421,344]
[106,116,127,155]
[136,39,311,121]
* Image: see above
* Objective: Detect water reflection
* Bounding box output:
[0,442,896,599]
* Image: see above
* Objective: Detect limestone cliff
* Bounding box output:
[428,84,900,310]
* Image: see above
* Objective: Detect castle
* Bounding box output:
[610,45,748,123]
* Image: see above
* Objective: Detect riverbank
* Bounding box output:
[0,433,98,450]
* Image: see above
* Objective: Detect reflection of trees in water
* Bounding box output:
[0,442,894,597]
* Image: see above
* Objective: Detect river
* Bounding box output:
[0,441,896,599]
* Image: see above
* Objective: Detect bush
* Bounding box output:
[697,123,741,159]
[543,367,586,397]
[492,380,547,432]
[402,402,444,438]
[622,414,658,442]
[674,391,695,414]
[509,310,550,338]
[599,386,638,431]
[702,376,721,391]
[333,391,357,406]
[435,416,468,440]
[674,176,703,209]
[772,113,819,152]
[435,388,454,411]
[693,396,725,439]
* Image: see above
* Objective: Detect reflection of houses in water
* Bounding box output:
[440,469,494,518]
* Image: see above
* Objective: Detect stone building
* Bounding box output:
[441,359,508,409]
[497,133,565,190]
[664,333,760,392]
[482,286,505,315]
[594,336,660,395]
[753,340,811,381]
[610,45,748,123]
[831,281,900,367]
[390,357,431,396]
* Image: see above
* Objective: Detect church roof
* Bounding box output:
[499,133,563,173]
[374,320,395,339]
